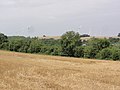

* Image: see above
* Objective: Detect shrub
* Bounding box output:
[84,46,96,58]
[96,48,112,60]
[88,38,110,51]
[111,47,120,61]
[74,46,84,57]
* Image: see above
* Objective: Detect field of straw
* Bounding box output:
[0,50,120,90]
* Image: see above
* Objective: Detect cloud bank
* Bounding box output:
[0,0,120,36]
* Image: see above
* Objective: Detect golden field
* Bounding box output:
[0,50,120,90]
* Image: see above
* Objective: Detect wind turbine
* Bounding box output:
[14,25,34,36]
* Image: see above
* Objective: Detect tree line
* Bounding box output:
[0,31,120,61]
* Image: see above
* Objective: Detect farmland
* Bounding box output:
[38,35,120,40]
[0,50,120,90]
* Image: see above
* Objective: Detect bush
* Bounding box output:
[74,46,84,57]
[84,46,96,58]
[84,38,111,59]
[50,46,62,56]
[88,38,110,51]
[109,37,120,44]
[96,48,112,60]
[111,47,120,61]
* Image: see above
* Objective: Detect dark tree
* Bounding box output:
[118,33,120,37]
[80,34,90,37]
[0,33,8,49]
[61,31,82,56]
[0,33,8,44]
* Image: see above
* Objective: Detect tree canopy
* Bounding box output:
[61,31,81,56]
[0,31,120,61]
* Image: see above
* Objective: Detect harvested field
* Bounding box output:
[0,50,120,90]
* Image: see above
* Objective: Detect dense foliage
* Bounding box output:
[0,31,120,61]
[61,31,82,56]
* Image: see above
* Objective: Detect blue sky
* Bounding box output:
[0,0,120,36]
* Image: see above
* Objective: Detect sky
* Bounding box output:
[0,0,120,36]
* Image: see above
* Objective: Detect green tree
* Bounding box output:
[74,46,84,57]
[85,38,110,58]
[61,31,81,56]
[109,37,120,44]
[88,38,110,51]
[96,48,112,60]
[28,39,42,53]
[84,46,96,58]
[0,33,8,49]
[8,39,23,52]
[0,33,8,44]
[18,38,31,53]
[111,47,120,61]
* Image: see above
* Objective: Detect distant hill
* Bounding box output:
[38,35,120,41]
